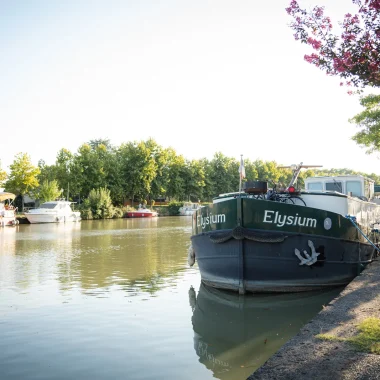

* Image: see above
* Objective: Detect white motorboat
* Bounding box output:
[25,200,81,224]
[179,202,202,216]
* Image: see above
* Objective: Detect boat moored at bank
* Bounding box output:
[189,162,380,294]
[126,207,158,218]
[179,202,202,216]
[25,200,81,224]
[0,192,18,227]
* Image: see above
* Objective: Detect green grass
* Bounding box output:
[316,333,345,342]
[316,318,380,354]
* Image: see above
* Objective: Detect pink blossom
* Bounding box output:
[286,0,380,88]
[304,53,320,65]
[314,6,324,18]
[307,37,322,49]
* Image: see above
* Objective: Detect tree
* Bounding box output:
[182,159,206,201]
[208,153,238,197]
[162,148,186,200]
[74,144,108,199]
[4,153,40,209]
[118,140,157,206]
[55,148,76,200]
[88,138,112,151]
[37,160,57,183]
[36,180,62,203]
[79,141,123,205]
[286,0,380,90]
[200,158,215,201]
[143,138,169,203]
[349,94,380,153]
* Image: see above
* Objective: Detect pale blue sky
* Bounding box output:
[1,0,379,174]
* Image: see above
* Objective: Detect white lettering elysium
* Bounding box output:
[263,210,317,228]
[197,213,226,229]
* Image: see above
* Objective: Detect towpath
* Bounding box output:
[248,259,380,380]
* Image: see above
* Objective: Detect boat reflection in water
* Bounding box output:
[189,284,343,380]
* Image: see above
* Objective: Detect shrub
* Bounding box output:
[80,208,93,220]
[80,187,115,219]
[112,207,124,219]
[167,201,183,216]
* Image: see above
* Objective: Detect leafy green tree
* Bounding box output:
[349,94,380,154]
[74,144,107,198]
[82,141,124,205]
[183,159,206,201]
[200,158,215,201]
[208,153,238,197]
[36,180,62,203]
[88,138,112,150]
[145,139,169,203]
[37,160,58,183]
[103,150,124,205]
[55,148,75,199]
[243,159,259,183]
[253,160,281,184]
[164,150,186,200]
[4,153,40,209]
[118,140,157,206]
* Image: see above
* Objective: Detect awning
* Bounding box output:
[0,192,16,202]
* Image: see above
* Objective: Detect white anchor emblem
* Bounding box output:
[295,240,320,266]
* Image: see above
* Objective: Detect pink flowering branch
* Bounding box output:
[286,0,380,90]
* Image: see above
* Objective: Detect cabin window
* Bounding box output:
[346,181,362,197]
[326,182,343,193]
[307,182,323,191]
[40,204,57,209]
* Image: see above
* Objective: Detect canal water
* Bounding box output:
[0,217,343,380]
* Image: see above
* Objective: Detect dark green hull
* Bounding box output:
[191,198,377,293]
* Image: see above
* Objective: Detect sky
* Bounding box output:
[1,0,380,175]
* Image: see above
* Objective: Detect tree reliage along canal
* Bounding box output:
[0,217,343,380]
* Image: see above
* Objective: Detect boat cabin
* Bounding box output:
[304,175,375,201]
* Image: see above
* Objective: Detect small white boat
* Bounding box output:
[179,202,202,216]
[0,192,18,227]
[25,199,81,224]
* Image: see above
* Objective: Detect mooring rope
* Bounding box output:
[345,215,380,253]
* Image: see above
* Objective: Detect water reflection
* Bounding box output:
[190,284,343,380]
[0,218,192,300]
[1,218,346,380]
[0,225,18,255]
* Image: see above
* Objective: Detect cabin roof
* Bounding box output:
[305,175,374,183]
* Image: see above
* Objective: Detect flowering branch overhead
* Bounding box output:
[286,0,380,90]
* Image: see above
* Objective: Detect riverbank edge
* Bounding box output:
[247,258,380,380]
